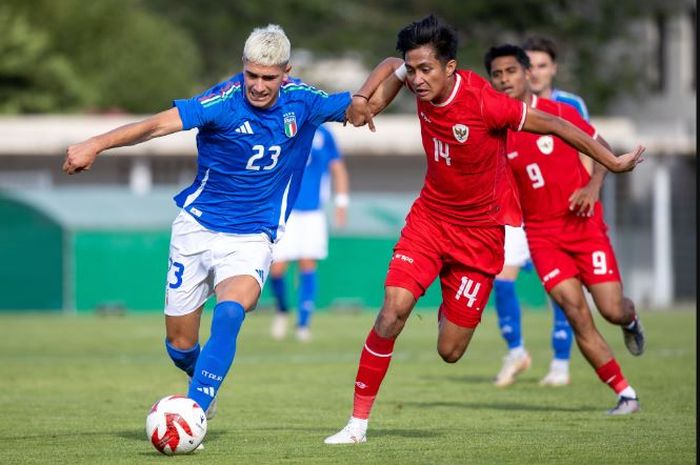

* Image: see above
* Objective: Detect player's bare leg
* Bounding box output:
[549,279,613,366]
[166,306,204,350]
[269,261,290,340]
[588,281,645,356]
[325,287,416,444]
[549,278,640,414]
[436,316,476,363]
[492,264,532,387]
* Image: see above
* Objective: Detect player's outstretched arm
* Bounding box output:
[346,57,405,131]
[522,108,644,173]
[569,135,611,216]
[63,108,184,175]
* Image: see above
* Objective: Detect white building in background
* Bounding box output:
[606,4,696,308]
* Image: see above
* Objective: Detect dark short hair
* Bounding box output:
[396,14,458,63]
[522,36,558,62]
[483,44,531,75]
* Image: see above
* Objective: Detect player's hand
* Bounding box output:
[345,96,376,132]
[63,139,100,175]
[612,145,645,173]
[334,206,347,228]
[568,184,599,217]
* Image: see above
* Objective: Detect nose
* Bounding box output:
[412,72,426,86]
[252,79,265,94]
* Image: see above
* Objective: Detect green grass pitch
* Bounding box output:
[1,308,695,464]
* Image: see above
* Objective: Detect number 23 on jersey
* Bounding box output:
[246,145,281,171]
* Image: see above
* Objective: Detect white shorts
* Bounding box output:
[272,210,328,262]
[164,210,273,316]
[504,225,531,267]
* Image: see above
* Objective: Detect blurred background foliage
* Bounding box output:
[0,0,686,114]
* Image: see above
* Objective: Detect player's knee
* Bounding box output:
[375,292,414,337]
[597,294,630,325]
[438,345,465,363]
[375,310,407,338]
[166,334,198,350]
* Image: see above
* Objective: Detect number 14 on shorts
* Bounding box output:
[455,276,481,308]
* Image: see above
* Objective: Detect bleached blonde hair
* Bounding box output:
[243,24,291,67]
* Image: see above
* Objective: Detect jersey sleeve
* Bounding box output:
[560,103,597,138]
[308,91,352,126]
[173,78,237,130]
[480,84,527,132]
[554,90,590,121]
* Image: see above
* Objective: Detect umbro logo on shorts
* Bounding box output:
[235,121,254,134]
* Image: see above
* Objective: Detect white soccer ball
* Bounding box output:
[146,395,207,455]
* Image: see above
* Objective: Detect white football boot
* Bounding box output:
[324,417,368,444]
[607,396,641,415]
[494,350,532,387]
[539,359,571,387]
[296,326,312,342]
[271,313,289,340]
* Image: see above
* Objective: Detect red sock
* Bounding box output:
[595,358,629,394]
[352,328,396,419]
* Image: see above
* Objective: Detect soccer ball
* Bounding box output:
[146,395,207,455]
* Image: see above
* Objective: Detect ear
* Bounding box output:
[284,63,292,80]
[551,62,558,77]
[446,59,457,77]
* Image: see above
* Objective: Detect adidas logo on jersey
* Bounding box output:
[235,121,254,134]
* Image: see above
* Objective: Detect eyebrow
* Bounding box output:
[245,70,279,79]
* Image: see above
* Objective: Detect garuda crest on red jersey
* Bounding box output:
[452,124,469,143]
[536,135,554,154]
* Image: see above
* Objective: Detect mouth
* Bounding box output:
[249,92,269,101]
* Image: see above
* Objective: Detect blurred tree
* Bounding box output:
[1,0,202,113]
[144,0,686,114]
[0,7,85,113]
[0,0,686,113]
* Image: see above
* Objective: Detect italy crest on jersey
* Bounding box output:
[284,112,297,138]
[452,124,469,143]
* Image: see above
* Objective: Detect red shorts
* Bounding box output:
[526,211,621,293]
[385,202,505,328]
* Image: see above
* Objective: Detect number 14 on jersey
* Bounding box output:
[433,138,452,166]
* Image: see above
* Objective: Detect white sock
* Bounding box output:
[349,417,368,431]
[550,359,569,373]
[619,386,637,399]
[509,346,526,358]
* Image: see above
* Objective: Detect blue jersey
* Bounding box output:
[551,88,589,121]
[293,125,341,211]
[173,74,350,240]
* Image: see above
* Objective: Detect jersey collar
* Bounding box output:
[431,73,462,108]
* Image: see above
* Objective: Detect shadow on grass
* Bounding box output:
[396,400,598,413]
[117,428,228,442]
[422,374,545,385]
[371,428,442,439]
